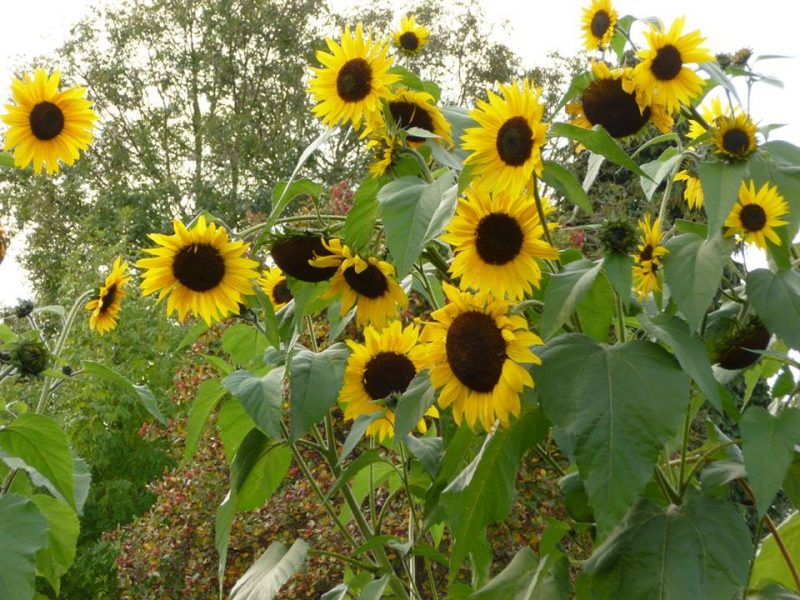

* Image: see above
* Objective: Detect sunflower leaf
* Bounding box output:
[533,334,690,536]
[698,160,748,237]
[602,253,633,309]
[540,259,602,339]
[82,360,167,425]
[640,146,682,201]
[230,539,309,600]
[343,176,381,252]
[32,494,79,596]
[747,269,800,351]
[394,370,436,444]
[548,122,648,178]
[542,160,593,214]
[222,368,285,440]
[0,493,51,600]
[751,511,800,591]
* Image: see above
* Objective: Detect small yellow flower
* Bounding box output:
[632,215,668,298]
[85,257,131,335]
[581,0,618,51]
[674,170,704,210]
[394,15,429,55]
[724,181,788,249]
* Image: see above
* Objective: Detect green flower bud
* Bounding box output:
[599,218,637,255]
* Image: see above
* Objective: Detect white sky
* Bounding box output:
[1,0,798,306]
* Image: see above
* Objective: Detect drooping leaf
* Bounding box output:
[82,361,166,424]
[344,176,381,252]
[640,147,682,201]
[0,493,50,600]
[741,406,800,517]
[32,494,79,596]
[586,494,752,600]
[533,335,690,535]
[698,161,748,238]
[223,368,285,440]
[548,122,648,178]
[542,160,592,214]
[217,397,258,463]
[404,436,443,478]
[471,547,571,600]
[540,259,602,339]
[576,271,615,343]
[0,414,75,509]
[184,378,227,463]
[222,324,269,367]
[663,233,732,332]
[393,371,436,443]
[289,344,349,442]
[747,269,800,351]
[230,539,309,600]
[266,178,324,229]
[378,171,458,277]
[751,511,800,592]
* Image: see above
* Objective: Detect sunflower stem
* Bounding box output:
[400,147,434,183]
[677,409,692,499]
[656,169,676,230]
[532,176,559,260]
[615,292,627,343]
[415,262,440,310]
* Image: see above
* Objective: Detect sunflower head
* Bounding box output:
[1,69,97,175]
[581,0,618,51]
[137,216,260,325]
[85,257,131,335]
[14,299,34,320]
[599,218,637,254]
[629,18,714,114]
[419,283,542,431]
[382,87,452,147]
[394,15,430,55]
[11,339,49,377]
[674,169,704,210]
[366,128,403,178]
[310,239,408,327]
[308,23,399,129]
[462,79,548,198]
[632,215,668,298]
[268,233,338,283]
[724,180,789,249]
[711,113,758,160]
[440,186,557,300]
[257,267,293,311]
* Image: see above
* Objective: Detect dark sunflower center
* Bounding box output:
[495,116,534,166]
[475,213,524,265]
[362,351,417,400]
[29,101,65,141]
[271,235,337,283]
[582,79,651,138]
[445,311,507,393]
[722,128,750,156]
[343,263,389,298]
[336,58,372,102]
[590,10,612,38]
[651,44,683,81]
[740,204,767,232]
[99,284,117,313]
[389,100,435,143]
[172,243,226,291]
[639,244,654,262]
[272,279,293,305]
[398,31,420,51]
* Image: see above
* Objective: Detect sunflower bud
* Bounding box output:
[14,299,34,319]
[11,339,50,376]
[715,53,733,69]
[599,218,637,255]
[733,48,753,66]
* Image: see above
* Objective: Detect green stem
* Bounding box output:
[534,443,566,477]
[743,518,764,600]
[654,466,680,504]
[532,176,558,256]
[615,292,627,343]
[415,263,440,310]
[656,169,676,229]
[677,410,692,498]
[309,548,378,573]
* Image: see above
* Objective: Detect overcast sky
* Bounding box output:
[1,0,797,306]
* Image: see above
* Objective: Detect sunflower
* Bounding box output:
[673,169,704,210]
[394,15,429,55]
[440,186,557,300]
[627,17,713,115]
[419,283,542,431]
[366,129,403,177]
[711,113,757,160]
[632,215,668,298]
[724,180,788,249]
[1,69,97,175]
[686,97,722,141]
[85,257,131,335]
[270,233,338,283]
[581,0,618,51]
[339,321,437,442]
[257,267,293,311]
[366,87,452,147]
[567,62,673,138]
[462,79,548,198]
[309,239,407,327]
[137,216,260,325]
[308,24,398,129]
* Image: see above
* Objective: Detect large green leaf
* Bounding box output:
[184,378,227,463]
[442,408,549,577]
[586,494,752,599]
[217,397,257,463]
[663,233,732,332]
[0,452,89,516]
[548,122,647,178]
[699,160,748,238]
[747,269,800,351]
[223,368,285,440]
[230,539,309,600]
[603,253,633,309]
[640,147,682,201]
[266,178,323,229]
[541,160,592,214]
[289,344,349,442]
[472,548,570,599]
[393,370,436,443]
[540,259,602,339]
[638,313,722,411]
[0,493,50,600]
[742,407,800,517]
[378,171,458,277]
[343,176,381,252]
[0,414,75,509]
[222,324,269,366]
[576,271,615,343]
[233,430,292,513]
[82,361,166,424]
[32,494,79,596]
[751,511,800,592]
[533,335,690,535]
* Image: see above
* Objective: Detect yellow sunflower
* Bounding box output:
[440,186,557,300]
[632,215,668,298]
[462,79,548,199]
[366,87,452,147]
[270,233,338,283]
[1,69,97,175]
[309,239,407,327]
[674,170,704,210]
[567,62,673,138]
[686,96,722,141]
[339,321,437,443]
[366,129,403,177]
[137,216,260,325]
[257,267,293,311]
[724,180,788,249]
[419,283,542,432]
[581,0,618,51]
[394,15,430,55]
[627,17,713,115]
[85,257,131,335]
[308,23,398,129]
[711,113,758,160]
